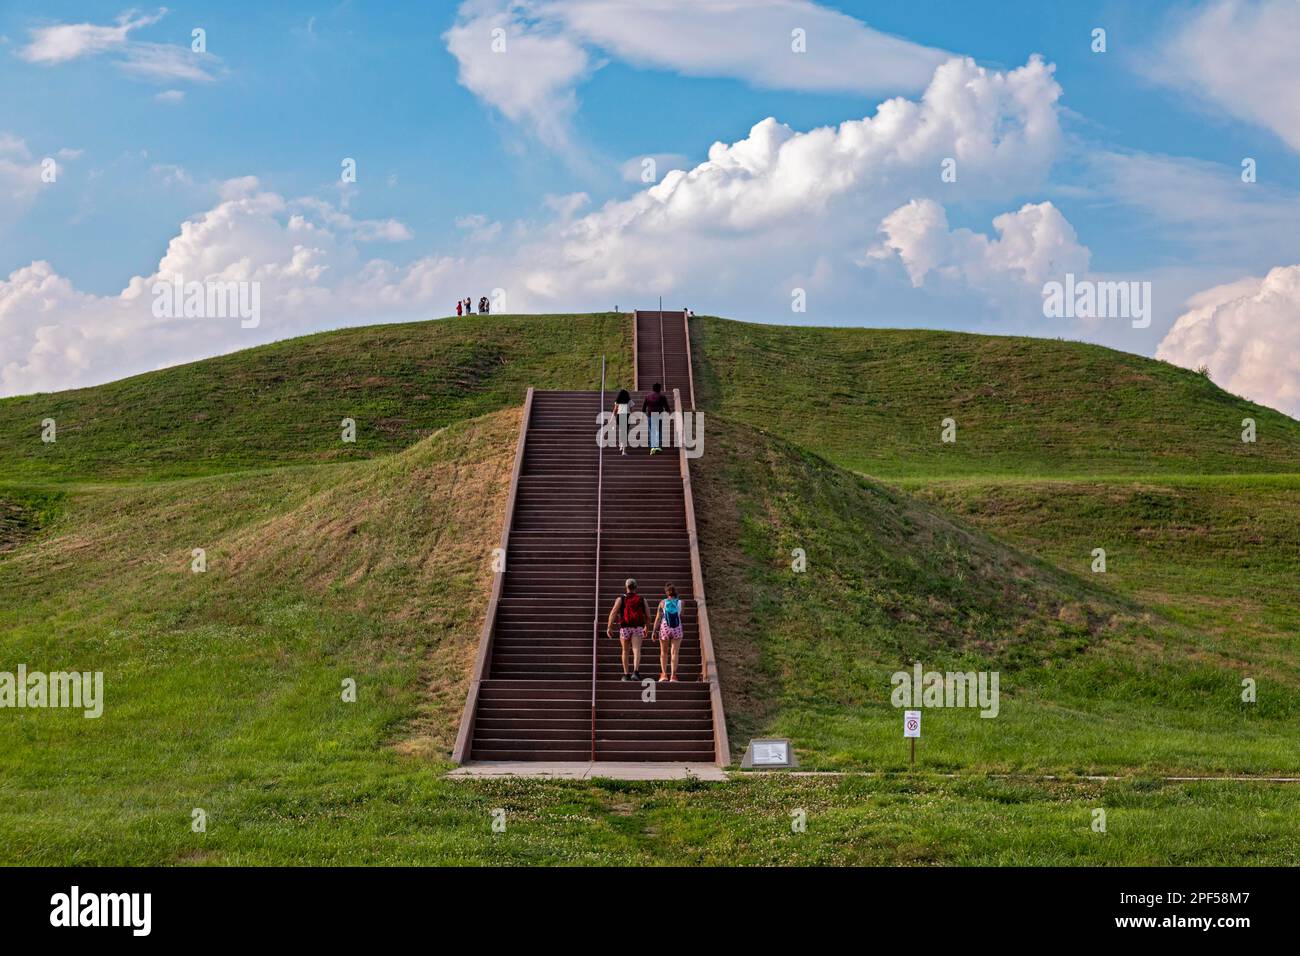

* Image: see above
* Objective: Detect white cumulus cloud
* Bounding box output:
[491,55,1064,306]
[1156,265,1300,417]
[0,183,424,396]
[443,2,594,152]
[1,55,1069,395]
[868,199,1089,293]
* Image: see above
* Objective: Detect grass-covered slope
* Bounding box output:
[916,475,1300,667]
[3,312,1299,864]
[0,409,516,862]
[693,416,1300,772]
[12,310,1293,483]
[0,313,628,481]
[5,405,1298,862]
[691,316,1300,478]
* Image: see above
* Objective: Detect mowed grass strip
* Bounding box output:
[4,772,1298,866]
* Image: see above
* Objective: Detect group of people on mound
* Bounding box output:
[606,579,687,682]
[456,296,490,316]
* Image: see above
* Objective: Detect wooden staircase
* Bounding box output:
[454,310,727,764]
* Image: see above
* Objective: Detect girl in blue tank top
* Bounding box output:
[652,583,685,682]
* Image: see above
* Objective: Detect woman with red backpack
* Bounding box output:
[605,577,647,681]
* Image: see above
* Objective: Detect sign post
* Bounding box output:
[904,710,921,766]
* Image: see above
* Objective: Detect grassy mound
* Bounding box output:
[0,409,516,863]
[13,310,1294,484]
[0,313,627,481]
[916,475,1300,670]
[691,316,1300,478]
[2,311,1298,864]
[693,416,1300,771]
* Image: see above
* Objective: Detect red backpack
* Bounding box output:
[620,593,646,627]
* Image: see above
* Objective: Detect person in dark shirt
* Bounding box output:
[642,383,672,455]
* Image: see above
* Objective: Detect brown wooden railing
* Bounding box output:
[682,310,696,409]
[674,387,730,765]
[451,387,534,764]
[659,311,667,389]
[590,358,606,760]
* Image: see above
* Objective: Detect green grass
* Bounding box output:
[687,314,1300,778]
[0,312,628,482]
[691,316,1300,479]
[2,311,1298,865]
[0,409,522,862]
[694,416,1300,773]
[0,486,62,552]
[5,770,1299,865]
[915,475,1300,652]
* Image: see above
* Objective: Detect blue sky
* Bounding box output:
[1,1,1298,414]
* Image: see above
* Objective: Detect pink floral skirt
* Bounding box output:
[656,622,684,642]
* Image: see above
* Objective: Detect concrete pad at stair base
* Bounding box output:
[586,762,727,781]
[447,761,727,781]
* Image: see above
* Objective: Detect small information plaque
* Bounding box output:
[741,738,798,769]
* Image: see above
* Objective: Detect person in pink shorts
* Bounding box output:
[606,577,647,681]
[649,583,684,682]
